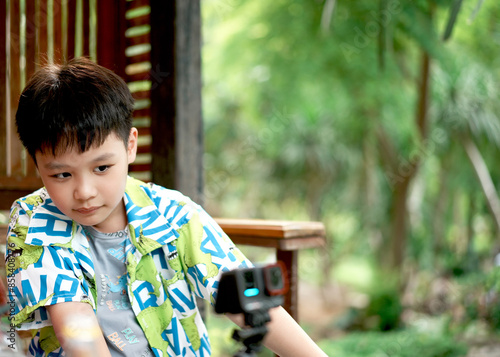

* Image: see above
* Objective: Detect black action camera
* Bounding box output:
[214,262,289,356]
[215,262,289,315]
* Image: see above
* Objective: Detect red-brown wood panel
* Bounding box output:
[9,0,22,176]
[136,144,152,155]
[96,0,113,68]
[126,14,150,28]
[131,107,151,118]
[97,0,127,77]
[127,0,150,10]
[0,0,156,205]
[25,0,38,176]
[126,71,151,82]
[25,0,37,76]
[126,33,150,47]
[0,0,155,189]
[38,0,49,65]
[66,0,76,60]
[82,0,90,57]
[131,89,151,100]
[136,126,151,137]
[53,0,63,63]
[129,163,151,173]
[0,1,7,176]
[127,52,150,65]
[149,0,176,189]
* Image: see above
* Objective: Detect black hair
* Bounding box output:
[16,57,135,162]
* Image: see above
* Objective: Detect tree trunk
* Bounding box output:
[388,178,411,268]
[432,159,450,267]
[465,193,477,272]
[386,50,431,271]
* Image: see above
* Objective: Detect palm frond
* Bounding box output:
[320,0,336,34]
[442,0,463,41]
[468,0,486,22]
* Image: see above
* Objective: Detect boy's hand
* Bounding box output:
[47,302,111,357]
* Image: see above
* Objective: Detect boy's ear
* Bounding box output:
[127,128,138,164]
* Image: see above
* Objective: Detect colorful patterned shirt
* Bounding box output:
[6,177,251,357]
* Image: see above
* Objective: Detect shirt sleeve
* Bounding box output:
[153,186,253,306]
[187,206,253,304]
[6,202,94,330]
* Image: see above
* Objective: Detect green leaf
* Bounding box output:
[442,0,464,41]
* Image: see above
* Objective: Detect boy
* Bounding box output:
[6,58,327,356]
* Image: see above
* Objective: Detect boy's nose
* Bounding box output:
[73,180,97,201]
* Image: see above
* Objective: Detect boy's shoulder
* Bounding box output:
[125,176,198,211]
[9,187,78,247]
[13,186,51,210]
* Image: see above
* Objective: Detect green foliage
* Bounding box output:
[334,268,403,332]
[202,0,500,347]
[318,330,468,357]
[365,289,403,332]
[203,0,500,231]
[482,267,500,330]
[486,267,500,294]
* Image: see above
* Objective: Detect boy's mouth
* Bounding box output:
[75,206,101,215]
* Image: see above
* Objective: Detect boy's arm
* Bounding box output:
[47,302,111,357]
[227,306,328,357]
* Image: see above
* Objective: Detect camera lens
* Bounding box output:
[268,267,283,289]
[244,271,255,288]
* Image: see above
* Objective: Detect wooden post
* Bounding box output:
[0,1,7,177]
[149,0,203,204]
[215,218,328,323]
[149,0,205,318]
[277,250,299,320]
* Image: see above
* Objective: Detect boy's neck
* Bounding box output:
[88,199,128,233]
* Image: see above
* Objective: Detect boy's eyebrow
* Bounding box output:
[43,153,116,170]
[91,153,116,162]
[43,162,70,170]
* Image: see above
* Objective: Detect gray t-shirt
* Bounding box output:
[84,225,153,357]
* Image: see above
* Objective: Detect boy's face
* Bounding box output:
[35,129,138,233]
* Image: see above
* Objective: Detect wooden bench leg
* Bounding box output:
[276,249,299,322]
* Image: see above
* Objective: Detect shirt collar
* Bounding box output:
[124,177,178,255]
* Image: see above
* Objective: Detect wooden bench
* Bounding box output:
[214,218,326,321]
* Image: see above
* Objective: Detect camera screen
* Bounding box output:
[243,271,260,297]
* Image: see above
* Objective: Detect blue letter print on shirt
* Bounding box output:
[133,281,158,310]
[17,275,48,306]
[51,275,79,303]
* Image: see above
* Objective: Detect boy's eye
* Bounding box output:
[54,172,71,179]
[95,165,110,173]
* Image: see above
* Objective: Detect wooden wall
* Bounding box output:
[0,0,204,209]
[0,0,97,208]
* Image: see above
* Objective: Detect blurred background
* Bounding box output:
[201,1,500,356]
